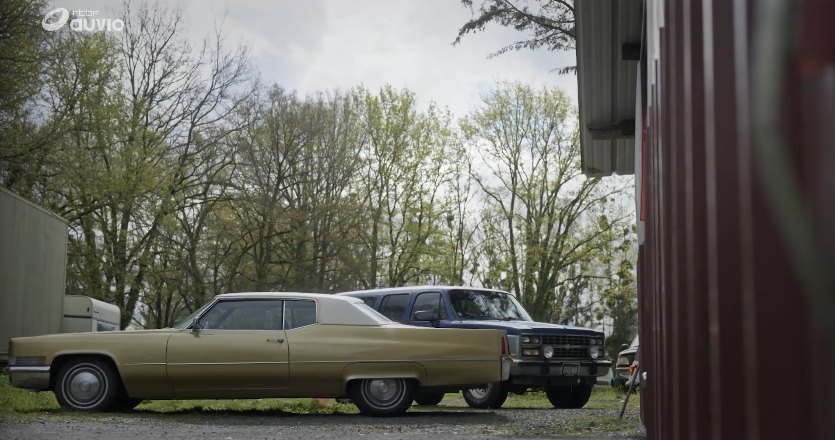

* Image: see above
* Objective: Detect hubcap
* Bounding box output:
[468,384,492,399]
[64,365,105,407]
[363,379,404,408]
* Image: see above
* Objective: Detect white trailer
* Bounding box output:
[62,295,120,332]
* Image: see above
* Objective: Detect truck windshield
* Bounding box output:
[448,289,532,321]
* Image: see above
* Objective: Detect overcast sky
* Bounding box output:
[49,0,577,116]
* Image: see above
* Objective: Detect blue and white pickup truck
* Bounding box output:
[338,286,611,409]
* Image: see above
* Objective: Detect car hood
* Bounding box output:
[12,328,178,342]
[443,320,603,336]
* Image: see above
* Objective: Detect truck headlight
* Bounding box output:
[542,345,554,359]
[589,346,603,359]
[521,335,540,344]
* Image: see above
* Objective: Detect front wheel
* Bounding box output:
[350,378,415,416]
[545,384,592,409]
[54,358,120,411]
[463,381,509,409]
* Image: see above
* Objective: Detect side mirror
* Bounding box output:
[620,343,629,351]
[413,310,439,321]
[191,317,203,334]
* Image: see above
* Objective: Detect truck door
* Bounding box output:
[406,291,450,327]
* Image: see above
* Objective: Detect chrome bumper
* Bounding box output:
[7,366,51,390]
[510,359,611,377]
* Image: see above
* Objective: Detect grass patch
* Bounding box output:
[1,373,639,418]
[0,374,61,413]
[134,398,358,415]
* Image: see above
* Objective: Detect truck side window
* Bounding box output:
[378,294,409,321]
[410,292,448,321]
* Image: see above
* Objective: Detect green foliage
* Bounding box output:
[0,0,49,193]
[0,5,632,332]
[465,83,631,323]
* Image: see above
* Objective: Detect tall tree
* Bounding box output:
[465,83,626,321]
[0,0,50,193]
[354,86,453,288]
[38,4,253,328]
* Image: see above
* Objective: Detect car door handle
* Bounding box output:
[267,338,284,343]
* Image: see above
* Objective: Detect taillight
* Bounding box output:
[501,335,509,356]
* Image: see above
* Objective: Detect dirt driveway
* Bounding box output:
[0,405,644,439]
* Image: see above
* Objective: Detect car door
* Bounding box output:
[166,298,289,398]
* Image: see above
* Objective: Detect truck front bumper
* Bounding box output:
[6,366,51,391]
[508,359,611,387]
[501,356,512,381]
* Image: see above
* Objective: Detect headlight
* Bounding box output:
[590,346,602,359]
[589,338,603,345]
[542,345,554,359]
[616,356,630,367]
[521,335,540,344]
[522,348,540,356]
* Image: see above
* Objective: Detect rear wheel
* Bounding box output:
[413,391,445,406]
[463,381,509,409]
[54,358,120,411]
[545,384,593,409]
[350,378,415,416]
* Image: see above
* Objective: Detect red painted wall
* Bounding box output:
[638,0,835,438]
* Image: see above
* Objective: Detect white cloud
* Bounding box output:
[47,0,578,116]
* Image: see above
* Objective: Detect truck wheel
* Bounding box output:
[350,378,415,416]
[545,384,593,409]
[413,391,445,406]
[54,358,120,411]
[463,381,509,409]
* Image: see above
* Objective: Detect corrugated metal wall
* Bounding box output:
[0,187,68,362]
[638,0,835,438]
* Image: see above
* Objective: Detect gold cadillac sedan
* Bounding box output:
[6,292,511,416]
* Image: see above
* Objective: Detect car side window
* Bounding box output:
[360,296,376,308]
[284,300,316,330]
[200,300,284,330]
[410,292,448,321]
[378,294,409,321]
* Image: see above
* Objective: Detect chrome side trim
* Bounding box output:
[167,361,290,366]
[8,365,51,390]
[288,358,496,364]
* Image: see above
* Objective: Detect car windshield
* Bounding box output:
[172,301,213,330]
[448,289,531,321]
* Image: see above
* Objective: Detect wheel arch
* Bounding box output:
[49,352,124,391]
[341,362,426,395]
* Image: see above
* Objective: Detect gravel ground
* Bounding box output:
[0,406,645,439]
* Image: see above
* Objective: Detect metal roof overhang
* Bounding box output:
[576,0,644,177]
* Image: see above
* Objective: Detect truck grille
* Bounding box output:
[540,334,590,346]
[523,334,591,359]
